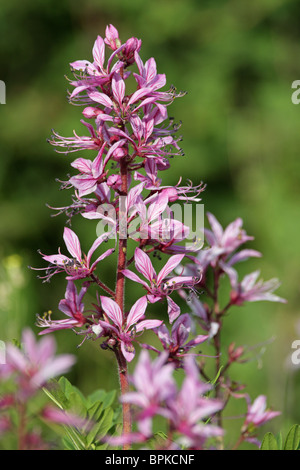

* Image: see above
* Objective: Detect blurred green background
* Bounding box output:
[0,0,300,449]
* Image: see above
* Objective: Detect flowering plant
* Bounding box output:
[0,24,290,451]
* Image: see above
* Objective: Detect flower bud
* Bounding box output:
[82,107,103,119]
[104,24,121,50]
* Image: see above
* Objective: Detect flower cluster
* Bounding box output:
[0,329,82,449]
[108,351,223,449]
[28,25,285,450]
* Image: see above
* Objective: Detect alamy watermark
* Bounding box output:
[0,80,6,104]
[94,199,205,249]
[291,340,300,365]
[291,80,300,104]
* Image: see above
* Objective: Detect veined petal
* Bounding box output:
[122,269,149,288]
[171,313,191,346]
[126,296,148,327]
[100,296,123,329]
[157,254,185,285]
[92,35,105,69]
[112,73,125,106]
[144,57,157,81]
[63,227,82,262]
[87,233,113,265]
[147,192,169,223]
[134,248,155,282]
[90,247,115,271]
[167,296,181,324]
[135,319,163,332]
[127,88,151,106]
[71,157,93,173]
[88,91,114,108]
[228,249,262,266]
[206,212,223,243]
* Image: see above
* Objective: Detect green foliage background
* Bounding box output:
[0,0,300,448]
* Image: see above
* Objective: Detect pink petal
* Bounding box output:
[42,254,70,265]
[135,248,155,282]
[127,88,151,106]
[63,228,82,261]
[157,254,184,285]
[88,91,114,108]
[121,341,135,362]
[100,296,123,329]
[92,35,105,69]
[87,233,112,265]
[112,73,125,106]
[167,296,181,323]
[135,319,162,332]
[206,212,223,243]
[122,269,149,288]
[126,296,148,327]
[71,157,93,173]
[147,192,169,223]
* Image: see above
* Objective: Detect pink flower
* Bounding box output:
[221,264,287,305]
[37,281,88,334]
[35,227,114,281]
[242,395,281,433]
[48,120,103,154]
[94,295,162,362]
[123,248,197,322]
[145,313,208,366]
[165,356,223,449]
[2,329,75,400]
[121,351,177,431]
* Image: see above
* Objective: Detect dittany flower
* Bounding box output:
[1,329,75,401]
[123,248,197,322]
[144,313,208,366]
[221,264,287,305]
[240,395,281,446]
[165,356,223,449]
[34,227,114,281]
[37,280,88,334]
[93,295,162,362]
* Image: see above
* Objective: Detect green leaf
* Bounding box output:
[283,425,300,450]
[276,432,283,450]
[260,432,278,450]
[42,379,70,410]
[96,407,114,440]
[102,390,116,410]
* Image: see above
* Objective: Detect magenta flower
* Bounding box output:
[68,145,107,197]
[93,296,162,362]
[205,213,254,256]
[2,329,75,400]
[242,395,281,435]
[123,248,197,322]
[145,313,208,366]
[189,213,262,273]
[48,120,104,154]
[37,281,88,334]
[165,356,223,449]
[221,264,287,305]
[35,227,114,281]
[121,351,177,435]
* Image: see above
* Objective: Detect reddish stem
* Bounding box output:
[114,158,132,449]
